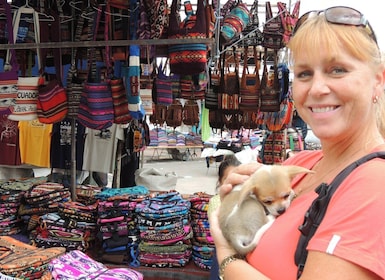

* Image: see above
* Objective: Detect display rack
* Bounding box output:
[0,38,215,50]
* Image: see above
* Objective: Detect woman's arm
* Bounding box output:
[209,205,270,280]
[209,162,270,279]
[300,251,382,280]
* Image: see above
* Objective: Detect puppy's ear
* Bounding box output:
[284,165,314,179]
[236,172,261,206]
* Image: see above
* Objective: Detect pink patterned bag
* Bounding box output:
[49,250,143,280]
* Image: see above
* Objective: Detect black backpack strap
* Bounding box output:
[295,151,385,279]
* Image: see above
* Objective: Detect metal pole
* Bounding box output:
[70,117,77,201]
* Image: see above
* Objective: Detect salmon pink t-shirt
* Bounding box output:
[247,150,385,279]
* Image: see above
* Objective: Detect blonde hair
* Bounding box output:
[288,15,385,137]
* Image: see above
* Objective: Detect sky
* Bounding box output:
[293,0,385,51]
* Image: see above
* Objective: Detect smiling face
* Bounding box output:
[289,16,384,145]
[292,48,376,142]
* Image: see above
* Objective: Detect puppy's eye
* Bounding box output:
[263,200,273,205]
[283,194,291,199]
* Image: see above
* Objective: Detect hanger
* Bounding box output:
[68,0,83,12]
[16,0,35,14]
[94,3,130,19]
[80,7,95,20]
[37,11,55,21]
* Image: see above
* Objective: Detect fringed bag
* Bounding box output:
[260,49,280,112]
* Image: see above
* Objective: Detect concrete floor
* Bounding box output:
[141,147,218,195]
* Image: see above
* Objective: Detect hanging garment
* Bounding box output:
[50,119,86,171]
[18,120,52,167]
[82,124,124,174]
[0,115,21,165]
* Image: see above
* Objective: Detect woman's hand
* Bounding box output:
[219,162,262,200]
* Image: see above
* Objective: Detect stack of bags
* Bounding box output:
[189,193,215,269]
[185,132,202,146]
[149,129,159,146]
[176,133,186,146]
[0,177,46,235]
[167,131,177,146]
[157,129,168,146]
[0,236,65,279]
[0,182,29,235]
[75,184,103,205]
[19,182,71,235]
[135,191,193,267]
[95,187,149,266]
[35,200,98,252]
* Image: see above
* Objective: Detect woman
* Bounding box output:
[210,7,385,280]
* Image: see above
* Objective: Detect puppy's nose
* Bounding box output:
[277,208,286,215]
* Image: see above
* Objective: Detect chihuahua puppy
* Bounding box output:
[218,165,313,255]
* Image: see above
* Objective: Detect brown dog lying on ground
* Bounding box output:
[218,165,313,255]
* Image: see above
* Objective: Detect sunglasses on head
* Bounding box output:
[293,6,378,45]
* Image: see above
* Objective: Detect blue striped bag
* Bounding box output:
[77,8,114,130]
[77,82,114,130]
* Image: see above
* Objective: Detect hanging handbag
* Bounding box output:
[166,99,183,128]
[153,60,179,106]
[183,99,200,126]
[205,59,220,110]
[279,1,300,46]
[205,0,216,39]
[241,0,263,47]
[218,50,240,111]
[241,110,259,129]
[140,46,154,115]
[77,8,114,130]
[259,130,286,164]
[0,1,18,116]
[149,104,167,126]
[239,46,260,111]
[102,4,131,124]
[168,0,208,75]
[180,71,207,100]
[111,77,132,124]
[66,8,94,119]
[262,1,285,50]
[265,97,293,131]
[221,0,250,42]
[8,4,43,121]
[209,109,224,131]
[124,0,146,120]
[107,1,130,61]
[36,11,68,124]
[260,49,280,112]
